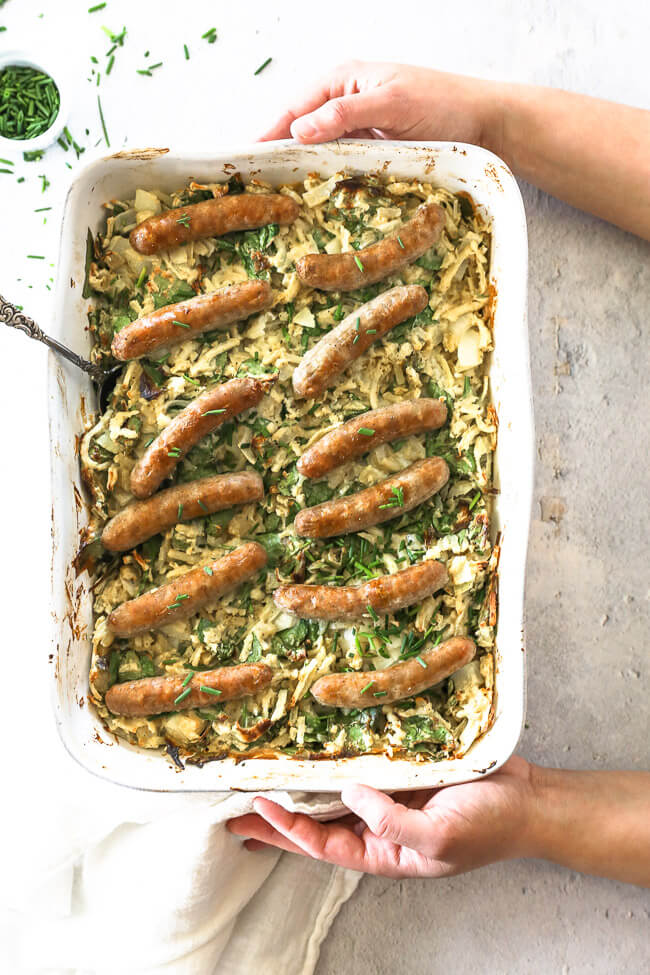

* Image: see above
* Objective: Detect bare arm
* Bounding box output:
[228,758,650,886]
[261,61,650,240]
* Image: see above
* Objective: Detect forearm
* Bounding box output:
[489,84,650,240]
[525,764,650,886]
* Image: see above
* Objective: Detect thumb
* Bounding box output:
[341,784,431,849]
[290,90,391,143]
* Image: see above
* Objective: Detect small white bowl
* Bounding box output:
[0,49,69,154]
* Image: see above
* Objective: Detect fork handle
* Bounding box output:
[0,293,104,381]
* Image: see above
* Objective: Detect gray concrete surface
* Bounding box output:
[315,188,650,972]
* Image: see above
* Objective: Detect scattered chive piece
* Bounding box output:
[106,54,115,75]
[366,328,377,334]
[34,206,51,212]
[177,503,183,520]
[197,499,208,512]
[97,94,109,146]
[199,686,222,696]
[184,44,190,59]
[27,254,45,259]
[144,436,155,447]
[88,2,106,11]
[358,427,375,437]
[0,158,13,165]
[137,69,152,77]
[167,447,181,457]
[366,604,379,622]
[90,56,98,64]
[176,212,191,228]
[172,319,190,328]
[182,671,193,688]
[352,316,361,344]
[173,687,192,705]
[469,490,481,511]
[203,566,213,576]
[360,680,375,695]
[373,690,388,697]
[254,57,272,75]
[416,655,427,669]
[203,408,227,416]
[202,27,218,43]
[378,486,405,510]
[149,62,163,70]
[354,255,364,272]
[0,168,13,175]
[136,266,147,288]
[397,236,405,249]
[183,373,200,385]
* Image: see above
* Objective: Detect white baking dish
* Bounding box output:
[50,140,531,792]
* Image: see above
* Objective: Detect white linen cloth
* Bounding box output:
[1,776,360,975]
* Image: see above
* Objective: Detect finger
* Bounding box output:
[289,89,392,144]
[228,813,311,857]
[252,796,369,870]
[258,66,354,141]
[341,784,432,849]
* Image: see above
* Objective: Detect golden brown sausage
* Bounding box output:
[112,281,273,361]
[295,202,445,292]
[294,457,449,539]
[105,662,273,717]
[129,194,300,255]
[130,377,274,499]
[292,285,428,400]
[310,637,475,709]
[107,542,268,636]
[297,399,448,479]
[274,560,448,621]
[101,471,264,552]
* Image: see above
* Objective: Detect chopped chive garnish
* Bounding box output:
[173,687,192,705]
[203,408,227,416]
[106,54,115,75]
[254,56,272,75]
[366,604,379,622]
[136,266,147,288]
[137,69,152,77]
[182,671,193,687]
[0,158,13,166]
[177,503,183,520]
[199,686,222,696]
[360,680,375,695]
[397,236,405,249]
[88,3,106,11]
[0,168,13,174]
[172,319,190,328]
[366,328,377,334]
[358,427,375,436]
[0,65,61,141]
[415,655,427,669]
[202,27,218,43]
[34,206,51,212]
[203,566,213,576]
[373,690,388,697]
[149,62,163,70]
[197,499,208,512]
[27,254,45,259]
[183,373,200,385]
[184,44,190,59]
[90,56,99,64]
[167,447,182,457]
[469,490,481,510]
[176,212,190,228]
[378,486,405,509]
[97,94,109,146]
[354,255,364,272]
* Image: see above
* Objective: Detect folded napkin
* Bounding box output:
[3,781,360,975]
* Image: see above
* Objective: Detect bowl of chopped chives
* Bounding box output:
[0,50,68,152]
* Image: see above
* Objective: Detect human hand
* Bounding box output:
[227,756,537,878]
[259,60,503,151]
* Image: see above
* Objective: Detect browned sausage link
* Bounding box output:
[295,203,445,292]
[101,471,263,552]
[112,281,273,361]
[130,377,275,499]
[129,194,300,255]
[292,285,428,400]
[294,456,449,539]
[297,399,448,479]
[107,542,268,636]
[311,637,475,709]
[105,662,273,717]
[274,560,448,622]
